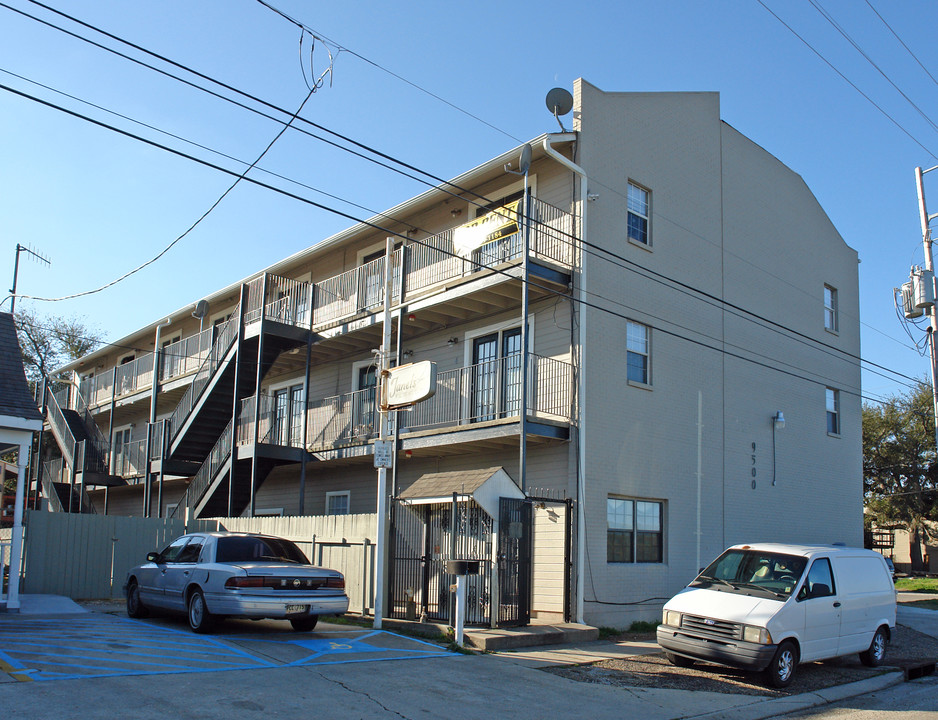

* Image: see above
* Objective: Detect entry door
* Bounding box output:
[501,328,522,416]
[353,366,377,437]
[112,427,132,475]
[498,497,532,627]
[799,558,842,661]
[471,334,498,421]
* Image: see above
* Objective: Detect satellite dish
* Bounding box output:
[545,88,573,117]
[518,144,532,175]
[192,299,209,319]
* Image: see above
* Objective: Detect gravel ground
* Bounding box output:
[546,624,938,697]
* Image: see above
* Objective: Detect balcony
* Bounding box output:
[69,196,575,427]
[234,353,572,459]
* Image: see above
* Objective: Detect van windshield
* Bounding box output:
[691,549,807,600]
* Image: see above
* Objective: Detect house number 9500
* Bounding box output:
[750,442,757,489]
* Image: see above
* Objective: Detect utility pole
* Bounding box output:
[915,166,938,452]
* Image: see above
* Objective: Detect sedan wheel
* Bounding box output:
[187,589,215,634]
[291,616,319,632]
[126,580,148,619]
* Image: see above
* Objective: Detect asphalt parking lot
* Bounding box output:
[0,612,452,682]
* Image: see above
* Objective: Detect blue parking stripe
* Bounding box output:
[0,615,454,681]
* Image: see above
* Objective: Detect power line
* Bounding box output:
[13,84,317,302]
[5,0,907,384]
[755,0,938,161]
[864,0,938,90]
[253,0,523,144]
[0,81,900,402]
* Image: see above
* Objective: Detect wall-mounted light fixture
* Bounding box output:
[772,411,785,485]
[447,337,459,347]
[450,208,462,218]
[402,350,414,359]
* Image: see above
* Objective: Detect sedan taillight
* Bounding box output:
[324,576,345,589]
[225,577,265,589]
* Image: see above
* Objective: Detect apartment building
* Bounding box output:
[38,79,862,628]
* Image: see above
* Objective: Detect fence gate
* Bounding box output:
[389,498,493,626]
[497,497,532,627]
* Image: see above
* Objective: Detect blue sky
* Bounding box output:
[1,0,936,403]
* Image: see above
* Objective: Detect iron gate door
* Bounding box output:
[389,500,493,625]
[498,497,532,627]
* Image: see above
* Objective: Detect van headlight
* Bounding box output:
[742,625,772,644]
[663,610,682,627]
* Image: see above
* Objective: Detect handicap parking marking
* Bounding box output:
[241,630,454,667]
[0,616,454,682]
[0,614,276,682]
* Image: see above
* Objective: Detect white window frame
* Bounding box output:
[326,491,350,516]
[824,284,839,333]
[627,181,651,248]
[626,320,651,387]
[826,387,841,436]
[111,423,134,472]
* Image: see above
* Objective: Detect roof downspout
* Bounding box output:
[542,133,588,625]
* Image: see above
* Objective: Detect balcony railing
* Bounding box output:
[112,439,147,480]
[302,354,571,452]
[302,388,378,452]
[236,393,307,448]
[69,197,573,441]
[403,354,572,432]
[160,327,215,384]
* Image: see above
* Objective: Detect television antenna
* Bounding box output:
[8,243,51,313]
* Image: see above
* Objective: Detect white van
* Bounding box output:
[657,543,896,687]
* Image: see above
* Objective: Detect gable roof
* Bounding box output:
[0,313,42,423]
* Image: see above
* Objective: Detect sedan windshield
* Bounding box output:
[692,549,806,599]
[215,536,310,564]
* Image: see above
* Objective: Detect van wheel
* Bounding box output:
[665,652,695,668]
[859,626,888,667]
[765,640,798,688]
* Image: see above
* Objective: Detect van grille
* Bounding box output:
[681,614,742,640]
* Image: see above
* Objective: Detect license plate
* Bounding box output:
[285,604,308,614]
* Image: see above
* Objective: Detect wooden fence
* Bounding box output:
[18,510,377,614]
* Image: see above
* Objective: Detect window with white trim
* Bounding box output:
[627,182,650,245]
[607,497,664,563]
[826,388,840,435]
[824,285,838,333]
[326,491,350,515]
[626,321,650,385]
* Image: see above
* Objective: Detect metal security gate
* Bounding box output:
[389,497,493,626]
[497,497,532,626]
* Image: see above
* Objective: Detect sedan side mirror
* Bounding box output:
[147,552,160,563]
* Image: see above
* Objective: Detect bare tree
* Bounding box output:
[13,307,104,384]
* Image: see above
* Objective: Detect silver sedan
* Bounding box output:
[125,531,349,633]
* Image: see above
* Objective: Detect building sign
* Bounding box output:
[383,361,437,410]
[373,440,393,469]
[452,200,520,258]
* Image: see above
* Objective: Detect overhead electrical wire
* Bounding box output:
[755,0,938,161]
[0,0,910,380]
[0,3,920,396]
[864,0,938,90]
[252,0,523,144]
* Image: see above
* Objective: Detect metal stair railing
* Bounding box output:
[166,302,241,445]
[40,459,66,513]
[170,418,233,519]
[72,385,110,475]
[45,388,78,469]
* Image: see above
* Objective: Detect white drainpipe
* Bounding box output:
[542,134,588,625]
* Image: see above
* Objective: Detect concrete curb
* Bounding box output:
[687,670,905,720]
